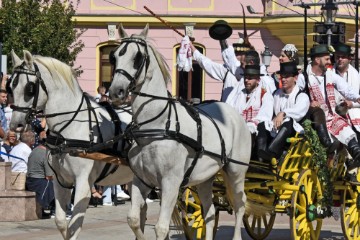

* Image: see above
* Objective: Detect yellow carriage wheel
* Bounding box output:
[181,187,219,240]
[340,174,360,240]
[243,208,276,240]
[290,169,323,240]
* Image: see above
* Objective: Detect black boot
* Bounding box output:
[219,40,228,51]
[314,124,340,154]
[256,134,269,163]
[267,125,294,159]
[345,138,360,185]
[256,122,270,163]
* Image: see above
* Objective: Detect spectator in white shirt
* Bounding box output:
[7,131,35,172]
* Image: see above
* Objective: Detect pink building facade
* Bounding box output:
[72,0,359,100]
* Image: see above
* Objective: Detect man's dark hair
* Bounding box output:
[245,50,260,65]
[0,89,7,94]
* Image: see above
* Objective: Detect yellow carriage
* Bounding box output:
[180,121,360,240]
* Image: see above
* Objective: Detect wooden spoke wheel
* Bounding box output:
[243,207,276,240]
[290,169,323,240]
[341,174,360,240]
[181,188,219,240]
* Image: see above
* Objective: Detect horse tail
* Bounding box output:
[171,205,184,234]
[245,200,275,217]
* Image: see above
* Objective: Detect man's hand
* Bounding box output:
[189,42,196,55]
[342,100,353,109]
[311,101,321,108]
[273,112,286,130]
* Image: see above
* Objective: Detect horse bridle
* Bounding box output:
[9,61,48,123]
[110,37,150,93]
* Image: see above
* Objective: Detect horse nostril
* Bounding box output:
[118,89,124,96]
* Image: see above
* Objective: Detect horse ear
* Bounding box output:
[118,23,128,38]
[139,24,149,38]
[23,50,34,67]
[11,49,22,66]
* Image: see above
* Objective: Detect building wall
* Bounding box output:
[74,0,281,98]
[72,0,360,99]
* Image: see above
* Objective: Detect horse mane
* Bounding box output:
[148,44,171,84]
[129,34,171,84]
[33,56,76,91]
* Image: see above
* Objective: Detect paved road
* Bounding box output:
[0,200,345,240]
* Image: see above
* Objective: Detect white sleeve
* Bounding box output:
[253,92,274,123]
[283,93,310,122]
[260,76,276,94]
[221,46,240,76]
[193,50,229,82]
[333,73,360,101]
[296,73,306,91]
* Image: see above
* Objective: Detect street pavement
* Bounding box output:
[0,199,346,239]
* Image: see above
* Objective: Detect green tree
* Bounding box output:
[0,0,85,72]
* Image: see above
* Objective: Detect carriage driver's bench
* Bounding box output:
[0,162,41,221]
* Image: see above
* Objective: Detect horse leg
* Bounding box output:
[128,177,150,240]
[53,180,72,239]
[155,179,179,240]
[66,180,92,240]
[197,178,216,240]
[222,166,247,240]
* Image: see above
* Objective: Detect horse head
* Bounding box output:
[109,24,150,105]
[9,50,49,130]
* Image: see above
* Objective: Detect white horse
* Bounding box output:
[108,24,252,240]
[9,50,133,240]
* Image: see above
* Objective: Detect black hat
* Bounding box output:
[209,20,233,40]
[244,65,264,77]
[277,62,299,75]
[334,43,352,56]
[309,44,333,57]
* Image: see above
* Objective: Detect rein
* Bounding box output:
[9,60,130,188]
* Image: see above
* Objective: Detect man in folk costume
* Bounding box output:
[214,3,251,81]
[307,44,360,184]
[333,43,360,140]
[271,44,306,90]
[214,4,276,95]
[226,65,273,160]
[257,62,310,162]
[227,65,273,131]
[189,41,240,103]
[242,50,276,94]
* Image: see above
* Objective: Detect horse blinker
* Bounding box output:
[134,52,144,70]
[25,81,37,97]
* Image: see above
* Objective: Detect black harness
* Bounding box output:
[9,60,128,188]
[112,37,235,189]
[9,62,48,123]
[110,37,150,92]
